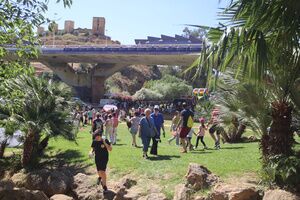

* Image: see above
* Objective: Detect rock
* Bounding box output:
[0,179,15,191]
[25,169,71,197]
[173,184,193,200]
[113,177,137,200]
[138,193,167,200]
[50,194,74,200]
[185,163,218,191]
[11,171,27,187]
[194,196,206,200]
[209,183,260,200]
[263,189,300,200]
[0,188,48,200]
[114,186,127,200]
[72,173,103,200]
[115,177,137,189]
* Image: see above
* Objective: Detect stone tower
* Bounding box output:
[64,20,74,33]
[92,17,105,35]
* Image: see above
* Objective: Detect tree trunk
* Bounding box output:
[0,139,7,159]
[261,100,293,160]
[22,130,35,167]
[236,124,246,140]
[37,135,50,155]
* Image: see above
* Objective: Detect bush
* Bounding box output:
[133,88,163,101]
[143,75,192,100]
[261,154,300,191]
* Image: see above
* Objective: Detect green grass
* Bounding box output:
[45,121,261,196]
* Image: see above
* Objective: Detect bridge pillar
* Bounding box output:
[91,76,106,104]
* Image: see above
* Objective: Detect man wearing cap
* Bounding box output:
[150,105,165,155]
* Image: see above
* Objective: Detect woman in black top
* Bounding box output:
[89,132,112,192]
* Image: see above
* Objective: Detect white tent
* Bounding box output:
[0,128,23,147]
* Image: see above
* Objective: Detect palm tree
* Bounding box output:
[2,75,75,167]
[193,0,300,159]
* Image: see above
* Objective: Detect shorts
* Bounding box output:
[95,157,108,171]
[179,127,191,138]
[209,124,221,135]
[89,117,92,120]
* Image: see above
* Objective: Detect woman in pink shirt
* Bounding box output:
[194,118,208,150]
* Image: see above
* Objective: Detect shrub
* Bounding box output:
[261,154,300,191]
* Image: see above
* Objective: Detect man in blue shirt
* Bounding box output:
[150,105,165,155]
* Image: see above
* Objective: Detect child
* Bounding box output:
[89,132,112,192]
[186,128,196,151]
[195,118,208,149]
[168,111,180,145]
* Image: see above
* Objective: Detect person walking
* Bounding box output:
[89,132,112,193]
[186,128,196,151]
[208,106,222,149]
[195,118,208,150]
[87,109,93,125]
[105,115,114,143]
[176,103,194,153]
[92,112,104,139]
[138,108,158,159]
[150,105,165,156]
[168,111,180,145]
[112,113,119,145]
[129,112,140,147]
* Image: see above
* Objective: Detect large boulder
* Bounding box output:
[185,163,219,191]
[50,194,74,200]
[113,177,137,200]
[0,179,15,191]
[208,183,260,200]
[26,169,70,197]
[11,171,27,187]
[72,173,103,200]
[263,189,300,200]
[173,184,193,200]
[0,188,48,200]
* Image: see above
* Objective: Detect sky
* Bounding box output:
[45,0,230,44]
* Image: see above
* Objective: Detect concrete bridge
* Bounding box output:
[8,44,201,103]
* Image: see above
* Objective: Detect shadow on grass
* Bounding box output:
[37,149,92,175]
[220,146,244,150]
[148,155,180,161]
[190,151,213,154]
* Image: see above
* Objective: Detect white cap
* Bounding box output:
[154,105,159,109]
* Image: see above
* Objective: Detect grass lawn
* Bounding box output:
[45,120,261,197]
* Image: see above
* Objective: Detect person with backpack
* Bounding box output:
[176,103,194,153]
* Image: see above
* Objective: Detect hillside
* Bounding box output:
[105,65,162,95]
[40,33,120,46]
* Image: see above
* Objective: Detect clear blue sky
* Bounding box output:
[45,0,230,44]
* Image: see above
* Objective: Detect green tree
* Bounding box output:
[1,75,75,167]
[0,0,72,80]
[194,0,300,159]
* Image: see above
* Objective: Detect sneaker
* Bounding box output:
[193,146,197,150]
[97,177,101,185]
[204,146,209,150]
[143,154,149,159]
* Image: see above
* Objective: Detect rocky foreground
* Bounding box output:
[0,163,299,200]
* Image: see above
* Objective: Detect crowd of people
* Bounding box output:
[75,102,222,193]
